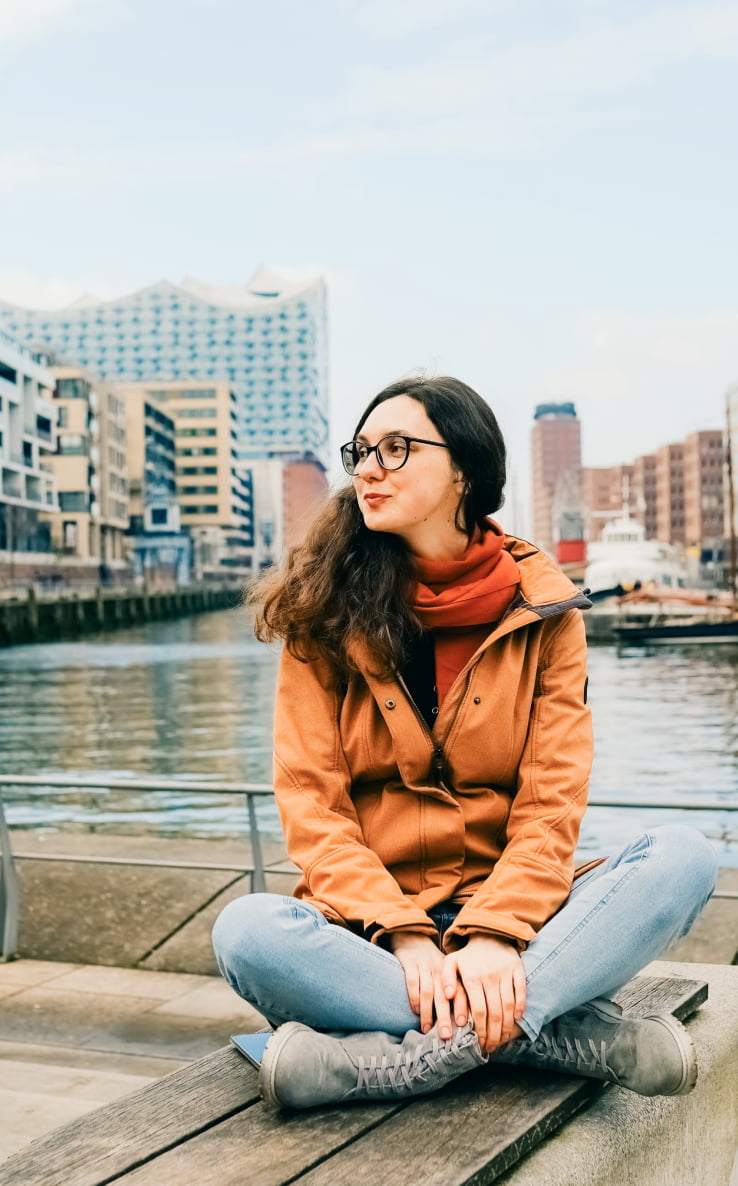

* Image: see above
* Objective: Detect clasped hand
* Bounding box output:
[390,932,526,1053]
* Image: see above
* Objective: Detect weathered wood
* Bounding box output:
[0,1048,258,1186]
[110,1101,408,1186]
[0,975,708,1186]
[613,973,708,1019]
[282,975,709,1186]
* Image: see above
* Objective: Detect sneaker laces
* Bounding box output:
[499,1029,619,1080]
[354,1030,475,1094]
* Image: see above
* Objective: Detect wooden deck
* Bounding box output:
[0,975,708,1186]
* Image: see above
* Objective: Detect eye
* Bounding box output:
[383,436,407,458]
[354,443,370,460]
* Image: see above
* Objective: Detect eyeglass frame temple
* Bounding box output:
[340,435,449,475]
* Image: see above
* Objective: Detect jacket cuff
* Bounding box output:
[442,909,536,953]
[365,919,440,947]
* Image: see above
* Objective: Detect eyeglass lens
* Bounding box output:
[342,435,409,475]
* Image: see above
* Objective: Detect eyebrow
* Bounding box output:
[355,429,408,443]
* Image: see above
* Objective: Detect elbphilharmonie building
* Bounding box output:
[0,266,329,470]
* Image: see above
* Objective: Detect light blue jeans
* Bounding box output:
[212,825,718,1041]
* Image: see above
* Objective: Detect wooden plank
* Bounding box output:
[288,975,708,1186]
[0,975,708,1186]
[108,1101,408,1186]
[0,1048,258,1186]
[613,973,708,1019]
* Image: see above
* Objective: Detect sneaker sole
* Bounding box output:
[645,1013,698,1095]
[259,1021,310,1107]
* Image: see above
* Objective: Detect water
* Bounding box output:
[0,610,736,863]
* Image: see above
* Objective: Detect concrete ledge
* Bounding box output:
[9,830,296,972]
[496,960,738,1186]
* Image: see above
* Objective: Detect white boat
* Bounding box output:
[584,517,689,601]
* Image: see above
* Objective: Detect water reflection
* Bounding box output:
[0,613,736,863]
[0,609,278,835]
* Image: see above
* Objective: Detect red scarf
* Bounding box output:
[411,522,520,705]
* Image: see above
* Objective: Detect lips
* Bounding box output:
[363,494,390,506]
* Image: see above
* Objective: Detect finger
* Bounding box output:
[433,976,454,1040]
[453,983,469,1028]
[441,955,458,1001]
[419,968,436,1034]
[513,963,527,1022]
[482,983,504,1051]
[497,976,518,1044]
[403,963,421,1016]
[464,980,488,1045]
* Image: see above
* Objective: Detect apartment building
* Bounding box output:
[41,366,129,575]
[683,430,725,547]
[0,330,58,566]
[655,443,685,545]
[581,465,634,542]
[120,380,254,580]
[124,387,190,585]
[631,453,658,540]
[583,431,724,560]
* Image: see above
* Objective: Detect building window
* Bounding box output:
[177,407,217,418]
[62,520,78,551]
[57,407,68,428]
[59,491,90,512]
[56,378,91,400]
[58,434,88,456]
[151,507,168,526]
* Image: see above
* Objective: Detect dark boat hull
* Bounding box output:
[615,619,738,644]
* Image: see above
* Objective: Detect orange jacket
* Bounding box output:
[272,536,593,952]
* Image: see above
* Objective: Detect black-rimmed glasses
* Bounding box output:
[340,434,450,476]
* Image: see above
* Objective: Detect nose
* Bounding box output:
[354,448,383,478]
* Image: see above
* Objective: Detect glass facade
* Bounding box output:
[0,269,329,468]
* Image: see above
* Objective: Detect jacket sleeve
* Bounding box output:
[272,646,438,942]
[444,610,593,952]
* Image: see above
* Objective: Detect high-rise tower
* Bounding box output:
[530,402,581,555]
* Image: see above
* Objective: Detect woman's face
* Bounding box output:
[352,394,467,558]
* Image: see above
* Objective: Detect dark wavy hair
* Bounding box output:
[252,374,507,679]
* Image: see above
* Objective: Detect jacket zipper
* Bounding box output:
[396,670,472,790]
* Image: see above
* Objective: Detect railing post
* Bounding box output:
[246,793,266,893]
[0,791,20,961]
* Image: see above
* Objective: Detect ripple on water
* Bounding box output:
[0,615,736,862]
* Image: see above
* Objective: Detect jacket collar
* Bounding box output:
[347,535,589,677]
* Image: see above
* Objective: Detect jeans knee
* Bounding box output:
[650,825,718,901]
[211,893,282,975]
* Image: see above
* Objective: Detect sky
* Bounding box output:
[2,0,738,532]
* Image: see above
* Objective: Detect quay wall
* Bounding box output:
[0,585,244,647]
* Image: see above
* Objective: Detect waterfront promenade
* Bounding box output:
[1,829,737,1168]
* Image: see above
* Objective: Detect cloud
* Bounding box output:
[0,0,94,49]
[2,1,738,189]
[0,269,106,309]
[538,309,738,466]
[352,0,502,37]
[346,2,738,116]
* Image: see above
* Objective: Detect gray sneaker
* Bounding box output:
[259,1021,487,1109]
[492,997,698,1096]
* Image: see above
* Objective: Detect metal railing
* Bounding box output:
[0,774,278,962]
[0,775,736,962]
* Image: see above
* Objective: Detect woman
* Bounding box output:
[213,375,717,1110]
